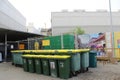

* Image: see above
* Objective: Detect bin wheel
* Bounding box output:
[72,72,77,76]
[12,63,14,65]
[86,67,89,71]
[76,70,81,74]
[81,68,85,73]
[15,64,18,67]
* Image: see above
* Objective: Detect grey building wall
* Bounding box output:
[0,0,26,32]
[51,10,120,36]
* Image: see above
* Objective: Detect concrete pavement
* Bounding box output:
[0,62,120,80]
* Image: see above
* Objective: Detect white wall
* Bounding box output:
[51,10,120,36]
[0,0,26,32]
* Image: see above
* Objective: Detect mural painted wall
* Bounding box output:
[113,32,120,58]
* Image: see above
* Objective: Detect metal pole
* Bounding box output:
[17,41,19,50]
[28,38,29,50]
[109,0,113,32]
[109,0,114,57]
[44,23,47,36]
[61,34,64,49]
[5,33,7,62]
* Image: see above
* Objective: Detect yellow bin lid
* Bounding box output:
[22,55,70,59]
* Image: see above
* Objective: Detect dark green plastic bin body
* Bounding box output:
[49,59,58,77]
[81,52,89,71]
[28,58,35,73]
[89,51,97,68]
[71,53,81,72]
[58,58,70,79]
[12,52,23,65]
[22,57,29,72]
[41,59,50,76]
[35,58,42,74]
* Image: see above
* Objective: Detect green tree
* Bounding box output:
[63,27,85,35]
[73,27,85,34]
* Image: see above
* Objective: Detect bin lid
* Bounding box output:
[33,50,55,53]
[22,55,37,58]
[11,50,23,53]
[47,55,71,59]
[22,54,70,59]
[11,49,90,53]
[54,49,90,53]
[11,50,31,53]
[90,50,97,53]
[34,55,71,59]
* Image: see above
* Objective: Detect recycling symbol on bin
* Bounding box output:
[36,60,39,65]
[60,62,64,68]
[44,61,47,66]
[24,59,26,63]
[29,60,32,64]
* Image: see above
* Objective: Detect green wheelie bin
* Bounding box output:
[12,52,23,65]
[28,57,35,73]
[49,59,58,77]
[22,55,36,73]
[34,56,43,74]
[22,55,29,72]
[71,53,81,75]
[81,52,89,72]
[89,51,97,68]
[49,57,58,78]
[41,58,50,76]
[58,55,71,79]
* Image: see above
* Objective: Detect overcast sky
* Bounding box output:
[8,0,120,29]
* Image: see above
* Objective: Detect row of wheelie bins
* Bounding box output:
[22,55,71,79]
[22,53,90,79]
[11,49,97,79]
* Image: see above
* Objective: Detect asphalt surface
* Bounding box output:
[0,62,120,80]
